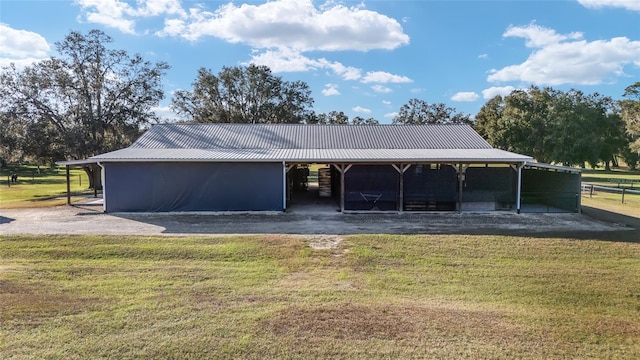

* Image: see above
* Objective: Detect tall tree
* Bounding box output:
[620,82,640,169]
[0,29,169,187]
[475,86,626,168]
[171,65,314,124]
[351,116,379,125]
[392,98,471,125]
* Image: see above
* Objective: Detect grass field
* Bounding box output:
[582,192,640,218]
[581,168,640,189]
[580,168,640,217]
[0,165,92,208]
[1,234,639,359]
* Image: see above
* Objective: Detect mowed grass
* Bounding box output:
[1,234,639,359]
[0,166,92,208]
[582,192,640,218]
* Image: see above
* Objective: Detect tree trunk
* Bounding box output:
[83,165,103,190]
[611,156,619,168]
[604,160,611,172]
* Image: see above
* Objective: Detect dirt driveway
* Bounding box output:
[1,201,638,242]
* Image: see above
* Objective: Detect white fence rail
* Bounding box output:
[581,183,640,204]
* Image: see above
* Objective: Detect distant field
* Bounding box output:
[2,234,639,359]
[581,168,640,189]
[0,165,91,208]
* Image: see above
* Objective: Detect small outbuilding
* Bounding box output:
[59,124,581,213]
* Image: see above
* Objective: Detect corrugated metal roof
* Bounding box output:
[130,123,493,150]
[92,148,532,163]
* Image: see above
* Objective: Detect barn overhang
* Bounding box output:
[55,159,102,205]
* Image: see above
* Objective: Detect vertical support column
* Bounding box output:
[452,164,467,213]
[93,165,98,198]
[332,164,352,213]
[282,161,287,212]
[516,163,523,214]
[97,162,106,212]
[398,165,404,213]
[66,165,71,205]
[392,164,412,213]
[458,164,464,213]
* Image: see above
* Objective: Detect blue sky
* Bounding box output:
[1,0,639,123]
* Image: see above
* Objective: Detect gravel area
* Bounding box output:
[1,200,637,242]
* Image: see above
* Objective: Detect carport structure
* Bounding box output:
[59,123,581,213]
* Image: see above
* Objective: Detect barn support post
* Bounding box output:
[66,165,71,205]
[93,164,98,198]
[282,161,287,211]
[516,163,524,214]
[332,164,352,213]
[392,164,411,213]
[97,162,106,212]
[453,164,467,213]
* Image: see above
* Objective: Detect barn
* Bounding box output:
[60,123,581,213]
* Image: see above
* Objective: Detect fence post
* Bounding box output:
[6,175,9,187]
[590,185,593,198]
[621,188,625,204]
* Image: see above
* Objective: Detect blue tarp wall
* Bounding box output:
[521,168,580,213]
[103,162,283,212]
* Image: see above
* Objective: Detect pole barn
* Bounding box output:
[58,124,581,214]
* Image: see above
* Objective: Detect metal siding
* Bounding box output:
[103,162,283,212]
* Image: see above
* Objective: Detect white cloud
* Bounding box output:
[248,48,412,88]
[247,48,362,80]
[352,106,372,114]
[478,53,488,59]
[504,23,583,48]
[361,71,412,84]
[482,86,516,99]
[247,48,318,73]
[76,0,186,34]
[382,100,391,105]
[384,112,398,118]
[0,24,50,58]
[152,105,179,121]
[76,0,137,33]
[371,84,392,93]
[322,83,340,96]
[488,24,640,86]
[451,92,480,102]
[578,0,640,11]
[159,0,409,52]
[135,0,185,17]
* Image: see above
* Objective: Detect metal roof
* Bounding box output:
[131,123,493,150]
[91,148,532,163]
[524,162,581,173]
[81,124,534,164]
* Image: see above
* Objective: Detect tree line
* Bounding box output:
[1,29,639,175]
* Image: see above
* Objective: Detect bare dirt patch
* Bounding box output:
[297,235,344,249]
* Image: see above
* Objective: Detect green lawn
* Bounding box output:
[1,234,639,359]
[0,165,92,208]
